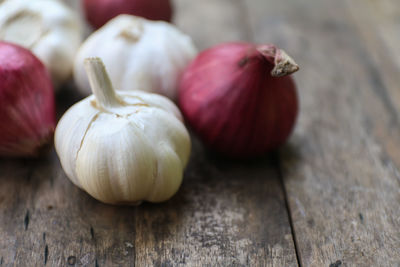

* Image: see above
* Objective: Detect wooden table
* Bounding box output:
[1,0,400,266]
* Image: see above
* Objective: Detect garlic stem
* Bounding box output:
[84,57,121,108]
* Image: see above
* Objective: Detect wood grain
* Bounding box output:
[244,0,400,266]
[2,0,400,265]
[0,143,297,266]
[0,0,298,266]
[346,0,400,169]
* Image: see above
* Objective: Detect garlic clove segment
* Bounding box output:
[73,15,197,100]
[55,58,191,204]
[0,0,83,88]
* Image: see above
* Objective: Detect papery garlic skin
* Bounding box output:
[74,15,197,100]
[55,58,190,204]
[0,0,82,87]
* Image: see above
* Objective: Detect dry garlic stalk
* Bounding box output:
[55,58,191,205]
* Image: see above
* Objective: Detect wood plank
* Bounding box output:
[0,144,296,266]
[0,0,298,266]
[173,0,251,49]
[346,0,400,170]
[244,0,400,266]
[355,0,400,71]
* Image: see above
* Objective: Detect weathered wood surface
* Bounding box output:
[0,0,298,266]
[245,0,400,266]
[1,0,400,266]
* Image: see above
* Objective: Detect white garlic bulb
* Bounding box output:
[55,58,191,204]
[74,15,197,100]
[0,0,82,87]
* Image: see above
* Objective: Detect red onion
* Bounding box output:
[83,0,173,29]
[0,42,56,157]
[179,42,299,158]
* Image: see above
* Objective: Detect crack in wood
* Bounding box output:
[24,210,29,231]
[44,245,48,265]
[275,153,302,267]
[90,226,94,240]
[67,256,76,265]
[330,260,342,267]
[359,213,364,223]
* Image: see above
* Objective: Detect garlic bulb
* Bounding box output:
[55,58,191,204]
[0,0,82,87]
[74,15,197,100]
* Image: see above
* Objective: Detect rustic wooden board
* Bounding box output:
[346,0,400,168]
[2,0,400,265]
[244,0,400,266]
[0,141,296,266]
[0,0,298,266]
